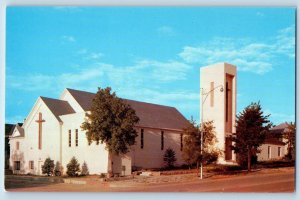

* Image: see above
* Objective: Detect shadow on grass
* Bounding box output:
[5,175,63,190]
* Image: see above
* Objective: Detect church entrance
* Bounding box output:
[225,137,232,161]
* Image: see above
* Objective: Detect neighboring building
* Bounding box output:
[200,63,237,164]
[5,124,15,169]
[257,123,288,161]
[9,88,189,175]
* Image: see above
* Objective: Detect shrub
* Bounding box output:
[42,157,54,176]
[66,157,80,177]
[163,147,177,168]
[81,161,89,176]
[54,161,62,176]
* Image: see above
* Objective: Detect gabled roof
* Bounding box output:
[15,123,24,137]
[10,123,25,138]
[264,122,289,146]
[66,88,189,131]
[270,122,289,131]
[40,97,76,122]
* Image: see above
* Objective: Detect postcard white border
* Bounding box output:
[0,1,298,200]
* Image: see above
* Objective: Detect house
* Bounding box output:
[257,123,289,161]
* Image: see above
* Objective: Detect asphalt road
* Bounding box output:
[6,168,295,192]
[115,170,295,192]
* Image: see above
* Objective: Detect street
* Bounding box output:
[6,168,295,192]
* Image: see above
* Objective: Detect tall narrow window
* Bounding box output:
[29,161,34,170]
[14,161,20,170]
[210,82,214,107]
[75,129,78,147]
[161,131,164,150]
[278,147,281,157]
[68,130,71,147]
[16,142,19,150]
[180,134,183,151]
[226,81,229,122]
[268,146,271,159]
[140,129,144,149]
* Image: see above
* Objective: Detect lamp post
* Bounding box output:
[200,85,224,179]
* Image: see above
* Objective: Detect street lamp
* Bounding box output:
[200,85,224,179]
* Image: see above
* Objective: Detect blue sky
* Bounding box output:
[6,7,295,125]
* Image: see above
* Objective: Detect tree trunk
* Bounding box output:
[107,151,113,178]
[247,147,251,172]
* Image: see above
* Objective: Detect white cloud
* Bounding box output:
[157,26,176,36]
[7,59,193,94]
[179,25,295,75]
[62,35,75,42]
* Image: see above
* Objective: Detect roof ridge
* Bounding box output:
[40,96,69,102]
[65,88,177,109]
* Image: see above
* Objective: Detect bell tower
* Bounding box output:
[200,63,237,163]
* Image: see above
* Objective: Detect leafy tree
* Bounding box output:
[81,87,139,177]
[182,120,220,175]
[81,161,89,176]
[66,157,80,177]
[163,148,177,169]
[42,157,54,176]
[283,122,296,160]
[231,102,272,172]
[54,161,62,176]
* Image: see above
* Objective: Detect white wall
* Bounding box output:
[257,143,286,161]
[10,98,61,175]
[200,63,237,163]
[60,112,109,175]
[130,127,185,169]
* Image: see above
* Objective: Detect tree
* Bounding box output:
[182,120,220,175]
[231,102,272,172]
[42,157,54,176]
[66,157,80,177]
[54,161,62,176]
[283,122,296,160]
[81,87,139,177]
[163,148,177,169]
[81,161,89,176]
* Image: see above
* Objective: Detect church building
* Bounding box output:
[9,87,190,175]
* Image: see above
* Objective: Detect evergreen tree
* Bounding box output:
[66,157,80,177]
[42,157,54,176]
[163,148,177,169]
[81,161,89,176]
[54,161,62,176]
[283,122,296,160]
[182,120,220,174]
[231,102,272,172]
[81,87,139,177]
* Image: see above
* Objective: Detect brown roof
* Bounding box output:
[264,122,289,146]
[40,97,76,122]
[66,88,189,131]
[15,123,25,137]
[270,122,289,131]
